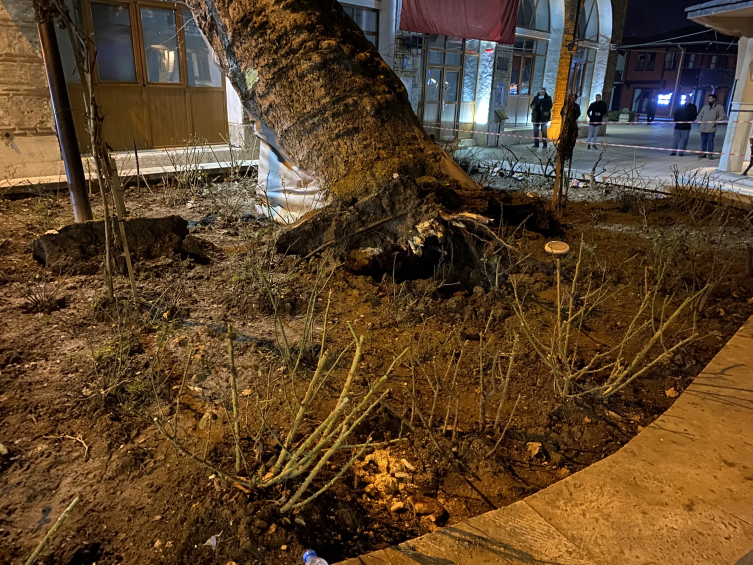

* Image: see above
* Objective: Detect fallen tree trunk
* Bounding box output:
[187,0,472,199]
[186,0,542,283]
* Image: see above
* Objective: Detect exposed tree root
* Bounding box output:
[277,178,559,289]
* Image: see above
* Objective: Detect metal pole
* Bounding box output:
[37,17,93,222]
[669,46,685,116]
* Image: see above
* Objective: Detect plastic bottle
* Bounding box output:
[302,549,328,565]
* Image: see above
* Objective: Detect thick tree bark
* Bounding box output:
[186,0,473,199]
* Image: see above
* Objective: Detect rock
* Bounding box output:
[154,539,162,549]
[526,442,543,459]
[31,215,189,274]
[665,387,679,398]
[0,443,8,456]
[390,501,405,513]
[294,517,306,527]
[400,459,415,472]
[181,234,220,264]
[410,496,447,523]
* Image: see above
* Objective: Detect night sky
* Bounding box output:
[623,0,705,39]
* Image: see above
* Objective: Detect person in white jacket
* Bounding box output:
[696,94,726,159]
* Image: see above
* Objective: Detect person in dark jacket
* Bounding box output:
[530,88,553,148]
[586,94,608,149]
[646,96,657,123]
[670,102,698,156]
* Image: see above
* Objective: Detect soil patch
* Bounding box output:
[1,179,752,565]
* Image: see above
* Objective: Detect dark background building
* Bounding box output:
[612,0,738,118]
[611,27,737,117]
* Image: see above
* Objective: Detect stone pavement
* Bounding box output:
[459,122,753,198]
[339,316,753,565]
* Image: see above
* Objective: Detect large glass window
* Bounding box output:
[341,4,378,47]
[568,46,597,102]
[91,2,137,82]
[141,7,181,83]
[577,0,599,42]
[509,38,548,96]
[182,9,222,87]
[517,0,550,32]
[427,35,464,68]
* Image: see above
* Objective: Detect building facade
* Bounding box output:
[1,0,627,182]
[687,0,753,174]
[611,30,737,119]
[375,0,627,144]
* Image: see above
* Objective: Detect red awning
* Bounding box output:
[399,0,518,44]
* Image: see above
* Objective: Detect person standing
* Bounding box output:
[669,101,698,156]
[586,94,608,149]
[646,95,657,123]
[530,88,553,148]
[696,93,726,159]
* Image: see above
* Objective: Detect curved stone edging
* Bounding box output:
[339,317,753,565]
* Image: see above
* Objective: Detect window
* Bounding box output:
[709,55,726,69]
[636,52,655,71]
[685,53,696,69]
[615,52,625,81]
[517,0,550,32]
[636,53,646,71]
[664,52,678,70]
[577,0,599,42]
[427,35,463,67]
[183,9,222,87]
[341,4,378,47]
[568,46,596,100]
[91,2,137,82]
[141,7,181,83]
[509,38,548,96]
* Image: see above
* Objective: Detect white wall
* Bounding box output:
[543,0,566,96]
[589,0,614,104]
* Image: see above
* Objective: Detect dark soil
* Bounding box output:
[1,180,752,565]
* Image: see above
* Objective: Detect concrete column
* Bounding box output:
[543,0,566,96]
[590,0,613,101]
[721,102,753,172]
[473,42,496,146]
[378,0,397,70]
[719,37,753,172]
[225,76,248,147]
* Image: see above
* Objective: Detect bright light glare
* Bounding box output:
[657,93,672,106]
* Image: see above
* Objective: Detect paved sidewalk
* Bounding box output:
[340,316,753,565]
[459,122,753,198]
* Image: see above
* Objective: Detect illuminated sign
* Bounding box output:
[680,94,687,105]
[657,93,672,106]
